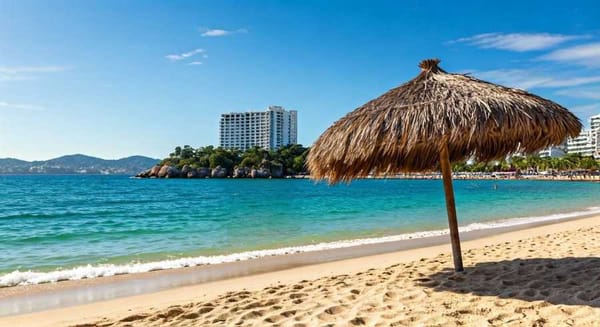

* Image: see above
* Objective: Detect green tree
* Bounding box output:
[580,156,599,170]
[180,145,194,159]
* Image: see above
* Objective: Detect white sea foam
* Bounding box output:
[2,206,599,287]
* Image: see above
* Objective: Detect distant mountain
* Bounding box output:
[0,154,159,175]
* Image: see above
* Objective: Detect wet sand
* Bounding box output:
[1,215,599,326]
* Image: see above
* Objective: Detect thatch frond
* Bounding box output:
[308,59,582,183]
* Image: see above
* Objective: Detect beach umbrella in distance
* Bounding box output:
[307,58,582,272]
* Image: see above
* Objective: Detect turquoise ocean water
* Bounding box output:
[0,175,598,286]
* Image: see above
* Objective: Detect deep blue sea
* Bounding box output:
[0,175,598,286]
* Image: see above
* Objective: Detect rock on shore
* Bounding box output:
[136,164,288,179]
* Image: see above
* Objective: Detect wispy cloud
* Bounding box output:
[539,42,600,67]
[165,48,205,61]
[200,28,247,37]
[188,61,203,66]
[0,66,67,74]
[471,69,600,90]
[556,87,600,100]
[0,66,69,82]
[569,103,600,116]
[0,101,45,111]
[450,33,585,52]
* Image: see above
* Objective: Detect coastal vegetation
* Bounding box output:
[452,153,600,173]
[137,144,309,178]
[137,143,598,179]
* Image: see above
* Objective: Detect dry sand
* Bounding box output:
[2,215,600,327]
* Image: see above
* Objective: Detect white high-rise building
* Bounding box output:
[566,114,600,158]
[567,130,595,157]
[538,145,566,158]
[219,106,298,151]
[591,114,600,159]
[591,114,600,132]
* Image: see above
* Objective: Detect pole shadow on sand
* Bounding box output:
[418,257,600,307]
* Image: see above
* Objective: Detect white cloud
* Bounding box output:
[200,28,247,37]
[0,101,45,111]
[0,66,69,82]
[188,61,203,65]
[165,48,205,61]
[569,103,600,115]
[202,29,228,37]
[556,87,600,100]
[471,69,600,90]
[539,42,600,67]
[450,33,585,52]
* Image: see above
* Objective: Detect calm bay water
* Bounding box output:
[0,175,598,283]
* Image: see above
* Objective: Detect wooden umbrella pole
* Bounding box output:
[439,139,464,272]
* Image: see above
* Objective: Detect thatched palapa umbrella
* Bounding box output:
[307,58,582,272]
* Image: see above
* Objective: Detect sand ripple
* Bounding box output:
[75,226,600,326]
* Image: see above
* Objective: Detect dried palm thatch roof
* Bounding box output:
[308,59,582,183]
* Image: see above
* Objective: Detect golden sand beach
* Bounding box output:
[1,215,599,327]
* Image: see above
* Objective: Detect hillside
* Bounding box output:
[0,154,159,175]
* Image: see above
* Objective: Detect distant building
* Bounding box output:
[219,106,298,151]
[538,145,566,158]
[567,130,595,157]
[592,113,600,131]
[591,114,600,148]
[592,114,600,159]
[566,114,600,159]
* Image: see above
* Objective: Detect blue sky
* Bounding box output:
[1,0,600,160]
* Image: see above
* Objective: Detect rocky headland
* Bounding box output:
[136,164,287,179]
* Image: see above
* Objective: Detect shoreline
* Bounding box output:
[1,214,599,326]
[0,210,599,323]
[2,173,598,181]
[134,173,600,181]
[2,205,599,290]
